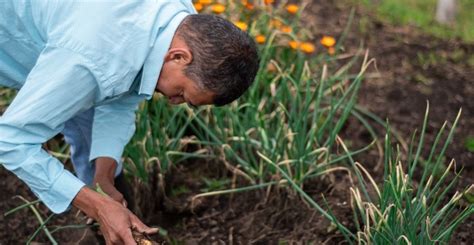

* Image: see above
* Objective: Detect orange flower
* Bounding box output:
[210,3,226,14]
[264,0,274,4]
[255,35,266,44]
[245,3,255,10]
[234,21,248,31]
[288,40,300,50]
[286,4,299,14]
[300,42,315,54]
[193,3,203,12]
[280,25,292,33]
[199,0,213,5]
[320,35,336,47]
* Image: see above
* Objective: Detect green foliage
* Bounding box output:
[200,178,231,192]
[124,1,371,190]
[170,185,191,197]
[0,88,16,109]
[357,107,472,243]
[273,105,473,244]
[4,197,57,244]
[464,186,474,204]
[358,0,474,42]
[123,99,198,182]
[345,106,472,243]
[465,137,474,152]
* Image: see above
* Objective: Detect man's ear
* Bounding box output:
[164,48,192,65]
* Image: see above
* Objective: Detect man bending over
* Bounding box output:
[0,1,259,243]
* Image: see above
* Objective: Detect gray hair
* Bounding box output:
[176,14,260,106]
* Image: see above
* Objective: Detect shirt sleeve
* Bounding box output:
[89,93,145,176]
[0,46,102,214]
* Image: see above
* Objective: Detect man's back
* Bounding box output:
[0,0,195,97]
[0,0,44,88]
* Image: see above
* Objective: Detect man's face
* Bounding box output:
[155,48,215,107]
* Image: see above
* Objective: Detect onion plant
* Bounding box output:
[123,0,375,198]
[346,106,473,244]
[271,104,473,244]
[190,55,367,184]
[123,96,201,182]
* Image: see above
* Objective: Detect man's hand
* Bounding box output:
[93,179,127,207]
[73,187,158,244]
[93,157,127,207]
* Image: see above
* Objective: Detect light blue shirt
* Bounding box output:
[0,0,196,213]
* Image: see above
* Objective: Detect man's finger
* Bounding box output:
[121,228,136,245]
[131,215,159,234]
[144,227,160,235]
[133,225,159,235]
[100,227,115,244]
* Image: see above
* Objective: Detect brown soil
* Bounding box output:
[1,0,473,244]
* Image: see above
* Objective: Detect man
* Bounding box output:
[0,0,259,243]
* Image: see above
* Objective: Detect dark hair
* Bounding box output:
[176,14,259,106]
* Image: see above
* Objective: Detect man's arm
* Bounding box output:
[0,46,155,243]
[93,157,126,206]
[0,46,97,213]
[89,93,145,205]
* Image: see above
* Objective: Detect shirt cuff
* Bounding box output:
[39,170,86,214]
[89,138,124,177]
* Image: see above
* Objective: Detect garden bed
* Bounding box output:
[1,0,473,243]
